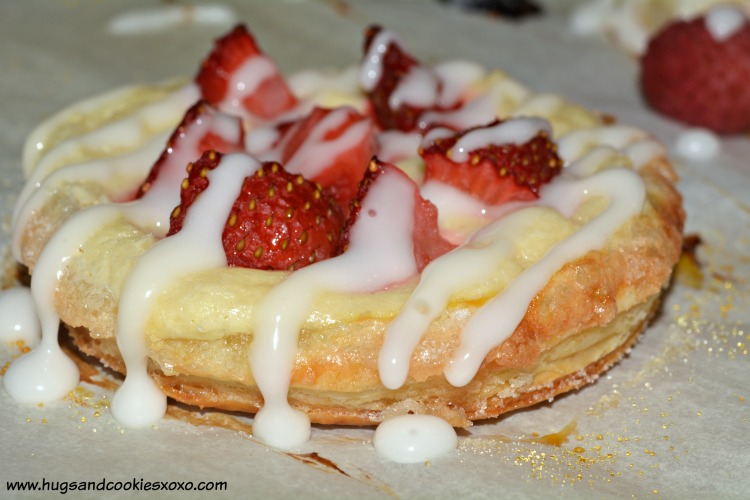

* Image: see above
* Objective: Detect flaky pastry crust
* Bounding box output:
[18,146,684,426]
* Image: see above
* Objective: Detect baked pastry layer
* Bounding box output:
[12,50,684,429]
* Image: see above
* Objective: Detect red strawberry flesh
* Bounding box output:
[277,106,376,209]
[362,25,446,131]
[196,24,298,119]
[340,158,454,272]
[421,120,563,205]
[640,14,750,134]
[136,101,245,201]
[169,152,344,271]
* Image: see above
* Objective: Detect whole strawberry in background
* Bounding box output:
[639,6,750,135]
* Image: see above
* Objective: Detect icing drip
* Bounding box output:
[389,66,440,110]
[250,164,419,449]
[445,167,644,386]
[4,206,121,403]
[113,153,261,427]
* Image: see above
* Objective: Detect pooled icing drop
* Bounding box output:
[674,127,721,161]
[374,415,458,463]
[0,288,41,347]
[3,343,79,404]
[705,5,747,42]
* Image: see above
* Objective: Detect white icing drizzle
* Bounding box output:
[705,5,747,41]
[108,4,238,35]
[222,57,278,113]
[444,167,644,386]
[381,165,645,389]
[4,206,119,404]
[6,100,243,415]
[450,117,551,163]
[112,153,260,427]
[11,132,170,261]
[360,30,398,91]
[249,164,419,449]
[419,91,497,131]
[14,84,200,230]
[374,415,458,463]
[263,106,372,179]
[0,288,41,347]
[433,61,485,107]
[389,66,440,110]
[375,130,422,163]
[557,125,664,170]
[121,105,244,238]
[245,126,281,156]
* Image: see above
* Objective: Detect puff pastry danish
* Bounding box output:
[5,25,684,449]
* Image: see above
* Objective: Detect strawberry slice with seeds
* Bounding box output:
[421,119,563,205]
[276,106,376,209]
[136,101,245,201]
[196,24,298,119]
[169,151,344,271]
[362,25,448,131]
[339,158,454,272]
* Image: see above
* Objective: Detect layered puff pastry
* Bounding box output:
[7,25,684,446]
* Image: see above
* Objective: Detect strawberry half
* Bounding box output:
[277,106,376,209]
[136,101,245,200]
[421,120,563,205]
[640,10,750,134]
[362,25,449,131]
[195,24,298,119]
[340,158,454,272]
[168,151,344,271]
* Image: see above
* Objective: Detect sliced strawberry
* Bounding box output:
[340,158,454,272]
[275,106,375,209]
[362,25,448,131]
[168,152,344,271]
[167,150,224,234]
[421,120,563,205]
[136,101,245,200]
[640,11,750,134]
[195,24,298,119]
